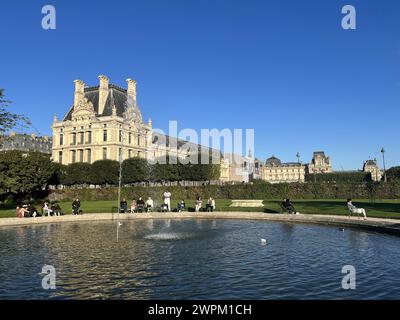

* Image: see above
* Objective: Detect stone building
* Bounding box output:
[363,159,382,182]
[0,132,51,154]
[52,75,221,167]
[222,153,255,183]
[261,156,305,183]
[307,151,332,174]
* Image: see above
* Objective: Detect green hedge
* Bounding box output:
[305,171,372,183]
[49,180,400,202]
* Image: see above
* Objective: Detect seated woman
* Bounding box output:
[195,196,202,212]
[130,199,137,213]
[43,202,53,216]
[16,206,29,218]
[136,197,145,213]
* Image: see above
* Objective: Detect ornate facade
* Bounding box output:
[52,75,220,166]
[363,159,382,182]
[307,151,332,174]
[261,156,305,183]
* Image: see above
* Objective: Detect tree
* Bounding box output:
[0,89,30,136]
[62,163,93,185]
[91,160,119,185]
[387,166,400,182]
[0,151,58,200]
[122,157,150,183]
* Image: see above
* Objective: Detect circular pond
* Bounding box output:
[0,219,399,299]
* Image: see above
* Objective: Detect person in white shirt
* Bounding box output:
[347,198,367,220]
[145,197,154,212]
[195,196,202,212]
[43,202,53,216]
[163,191,171,211]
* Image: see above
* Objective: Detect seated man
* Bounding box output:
[206,197,215,212]
[51,203,62,216]
[347,198,367,220]
[145,197,154,212]
[136,197,145,213]
[120,198,128,213]
[72,198,82,215]
[281,198,296,214]
[160,203,169,212]
[177,200,185,212]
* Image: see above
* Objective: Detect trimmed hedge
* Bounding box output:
[49,180,400,202]
[305,171,372,183]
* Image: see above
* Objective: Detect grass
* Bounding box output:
[1,198,400,219]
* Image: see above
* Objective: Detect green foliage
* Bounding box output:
[90,160,119,185]
[305,171,372,183]
[387,166,400,181]
[122,157,150,183]
[0,151,57,200]
[62,163,93,185]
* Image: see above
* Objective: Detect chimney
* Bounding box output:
[126,78,137,105]
[74,80,85,106]
[98,75,109,115]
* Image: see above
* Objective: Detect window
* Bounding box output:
[128,149,132,158]
[79,132,84,144]
[60,133,63,146]
[87,149,91,163]
[119,130,122,142]
[58,151,63,164]
[71,150,76,163]
[87,131,92,144]
[102,148,107,160]
[137,135,140,146]
[79,149,83,162]
[129,133,132,144]
[71,133,76,145]
[103,130,107,142]
[119,148,122,161]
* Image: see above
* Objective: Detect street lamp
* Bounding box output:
[296,152,301,182]
[381,147,387,183]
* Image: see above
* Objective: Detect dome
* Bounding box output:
[265,156,282,166]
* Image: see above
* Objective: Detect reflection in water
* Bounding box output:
[0,219,400,299]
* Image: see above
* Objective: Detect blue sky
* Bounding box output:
[1,0,399,170]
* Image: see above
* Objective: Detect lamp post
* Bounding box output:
[381,147,387,183]
[296,152,301,182]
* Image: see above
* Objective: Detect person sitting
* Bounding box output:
[160,203,169,212]
[27,204,39,217]
[72,198,81,215]
[195,196,202,212]
[130,199,137,213]
[206,197,215,212]
[16,206,29,218]
[145,197,154,212]
[281,198,296,214]
[43,202,53,216]
[347,198,367,220]
[51,203,62,216]
[136,197,145,213]
[177,200,185,212]
[119,198,128,213]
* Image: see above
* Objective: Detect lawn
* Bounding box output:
[1,199,400,219]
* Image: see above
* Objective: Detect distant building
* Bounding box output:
[307,151,332,174]
[363,159,382,182]
[0,132,52,154]
[261,156,305,184]
[222,153,254,183]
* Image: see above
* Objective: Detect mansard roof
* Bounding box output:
[63,84,135,121]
